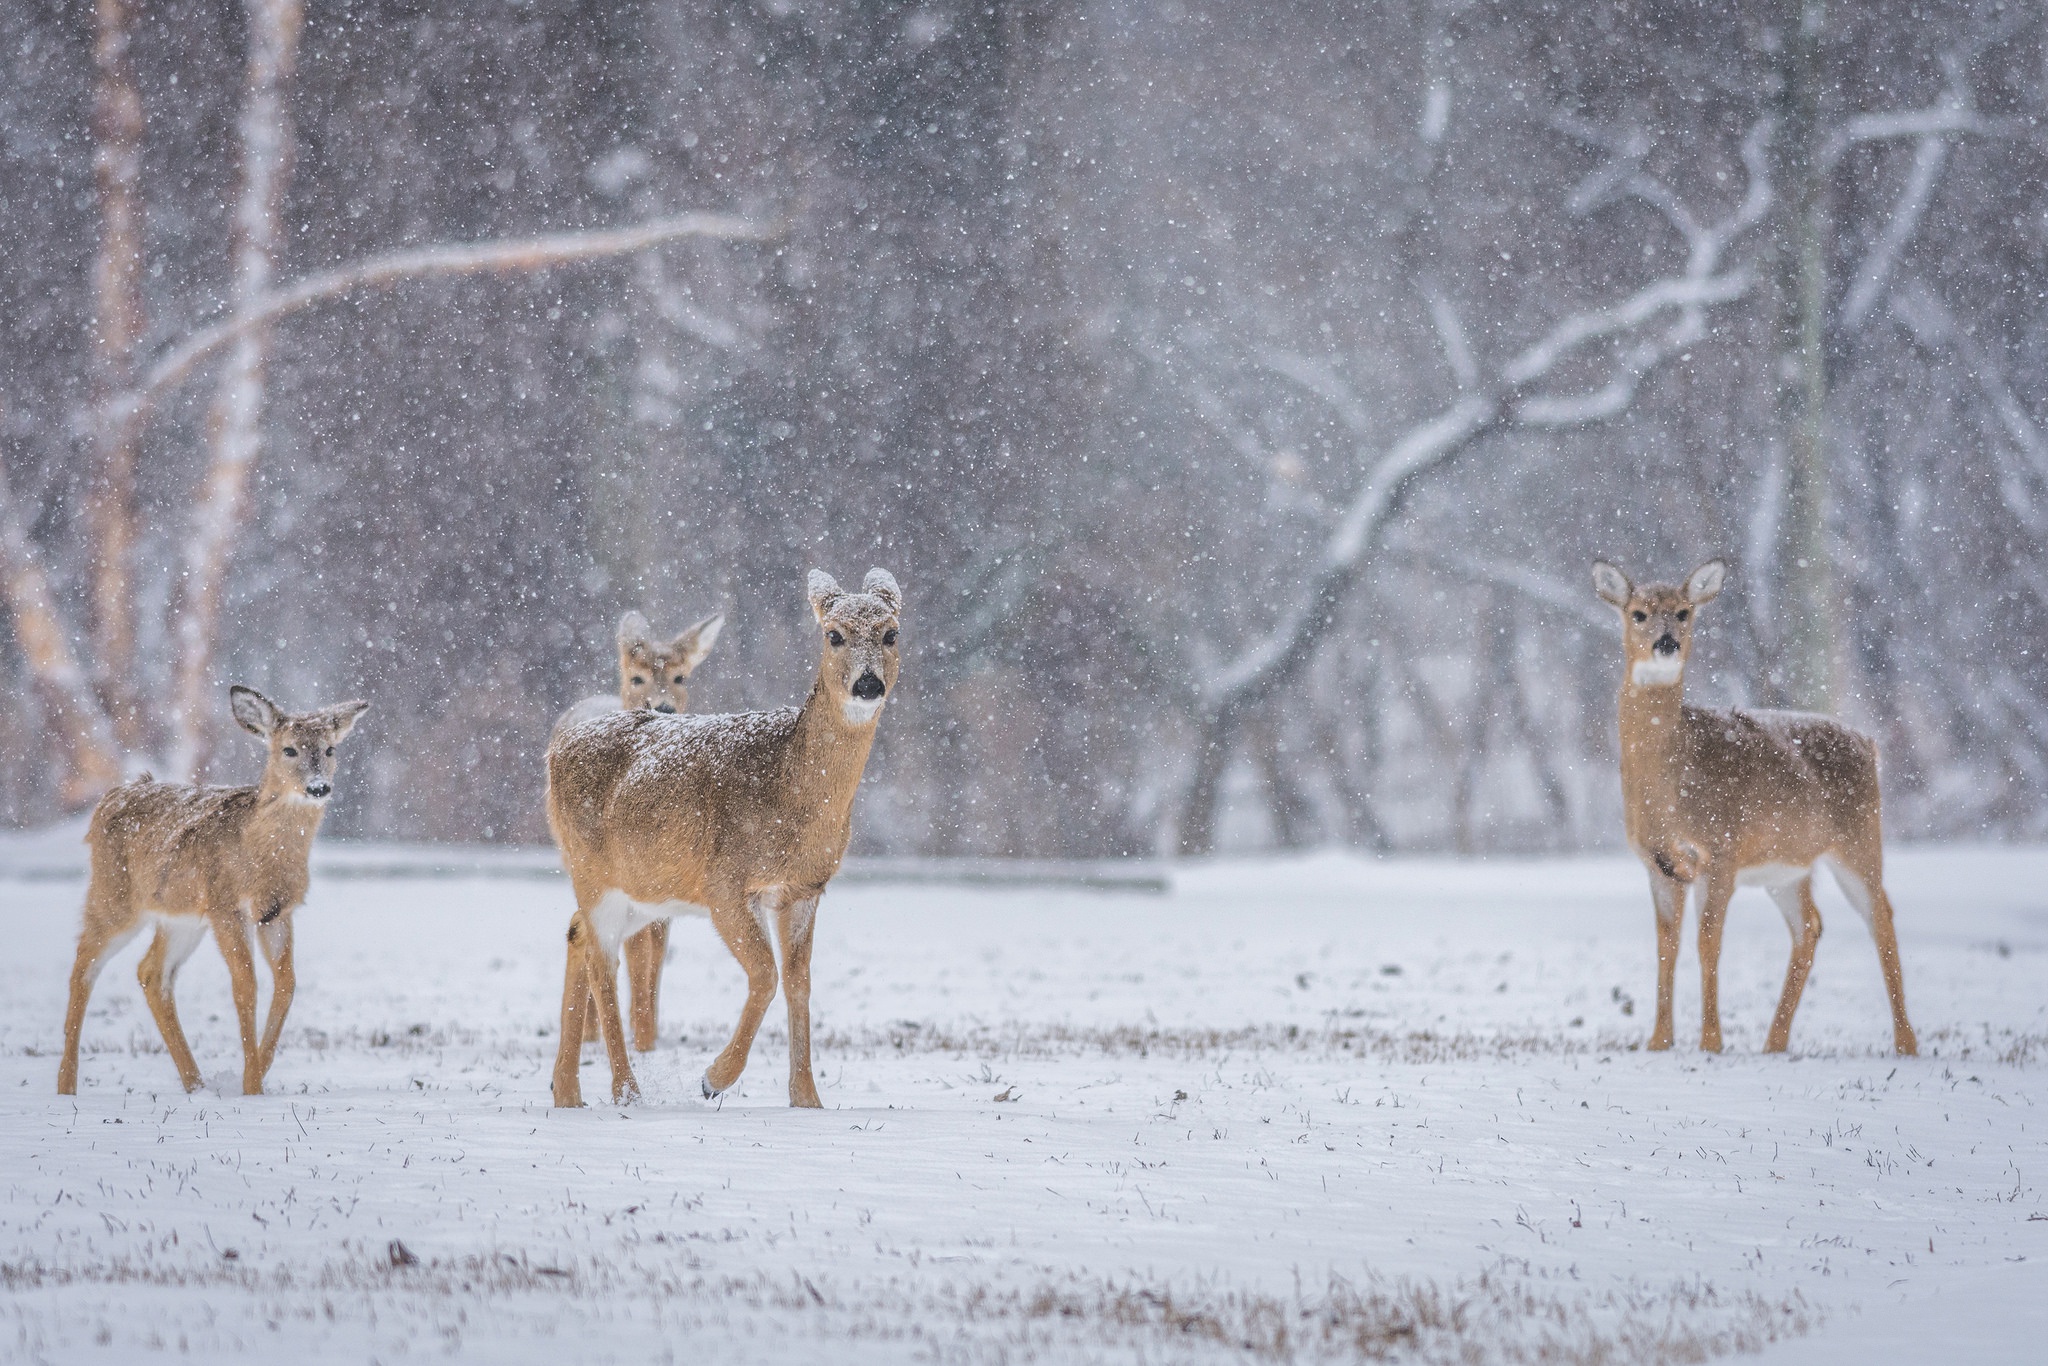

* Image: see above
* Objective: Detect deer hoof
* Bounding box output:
[700,1074,722,1100]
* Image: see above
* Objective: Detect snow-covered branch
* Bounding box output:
[114,212,776,427]
[1198,120,1770,720]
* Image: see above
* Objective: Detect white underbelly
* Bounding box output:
[587,889,712,955]
[1735,861,1811,888]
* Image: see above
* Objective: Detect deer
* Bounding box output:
[58,687,370,1096]
[546,568,901,1108]
[1593,558,1916,1056]
[552,608,725,1053]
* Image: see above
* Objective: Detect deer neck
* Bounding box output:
[1617,670,1688,835]
[787,670,882,828]
[249,775,328,853]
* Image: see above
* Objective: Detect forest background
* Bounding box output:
[2,0,2043,858]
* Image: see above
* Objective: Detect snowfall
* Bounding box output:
[1,837,2041,1364]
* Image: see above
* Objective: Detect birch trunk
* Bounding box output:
[86,0,148,751]
[169,0,302,781]
[1767,0,1837,712]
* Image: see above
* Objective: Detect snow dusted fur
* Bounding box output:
[552,608,725,1053]
[1594,559,1915,1057]
[58,687,369,1097]
[546,569,902,1108]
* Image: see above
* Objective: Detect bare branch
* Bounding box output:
[1839,135,1949,334]
[1424,286,1479,390]
[1254,347,1374,437]
[113,212,777,426]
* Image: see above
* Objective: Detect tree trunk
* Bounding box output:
[169,0,302,781]
[0,454,123,806]
[1768,0,1836,712]
[86,0,148,751]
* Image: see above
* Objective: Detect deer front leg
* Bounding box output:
[776,893,823,1109]
[703,900,779,1099]
[211,911,266,1095]
[1647,870,1686,1051]
[1695,869,1736,1054]
[627,920,669,1053]
[552,918,593,1108]
[254,914,296,1085]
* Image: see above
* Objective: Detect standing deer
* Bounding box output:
[1593,559,1916,1056]
[546,568,900,1108]
[553,608,725,1052]
[58,687,370,1095]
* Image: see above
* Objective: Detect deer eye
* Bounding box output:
[883,629,898,646]
[1675,609,1689,621]
[325,746,334,756]
[827,630,845,647]
[1631,611,1646,623]
[630,675,645,685]
[673,675,685,684]
[282,746,298,757]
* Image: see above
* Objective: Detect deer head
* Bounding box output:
[616,610,725,714]
[808,568,902,725]
[229,686,370,802]
[1593,559,1724,689]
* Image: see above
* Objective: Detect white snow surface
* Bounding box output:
[2,845,2043,1363]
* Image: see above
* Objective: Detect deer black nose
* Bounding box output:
[305,780,331,799]
[851,671,885,701]
[1653,634,1681,656]
[654,702,676,714]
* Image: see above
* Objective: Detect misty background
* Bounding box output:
[2,0,2044,857]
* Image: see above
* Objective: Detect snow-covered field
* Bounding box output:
[2,844,2043,1363]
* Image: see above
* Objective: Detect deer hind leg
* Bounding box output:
[137,917,210,1093]
[552,915,594,1108]
[703,896,779,1099]
[1823,851,1918,1056]
[254,914,296,1086]
[627,920,669,1053]
[1695,869,1736,1053]
[578,892,642,1104]
[1647,871,1686,1051]
[1764,877,1823,1054]
[58,914,144,1095]
[776,893,823,1109]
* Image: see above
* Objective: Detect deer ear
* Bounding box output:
[1686,559,1726,604]
[808,570,843,621]
[324,700,370,743]
[616,611,654,657]
[862,568,902,612]
[1592,561,1632,609]
[229,685,282,738]
[673,612,725,674]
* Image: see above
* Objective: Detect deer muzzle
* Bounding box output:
[304,780,332,799]
[851,671,886,701]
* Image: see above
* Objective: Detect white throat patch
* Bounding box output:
[1630,655,1685,687]
[841,696,885,725]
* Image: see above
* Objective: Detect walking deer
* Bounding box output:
[58,687,370,1095]
[546,568,901,1108]
[553,608,725,1052]
[1593,559,1915,1055]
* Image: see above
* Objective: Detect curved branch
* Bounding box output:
[110,212,778,426]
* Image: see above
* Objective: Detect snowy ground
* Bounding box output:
[2,844,2043,1363]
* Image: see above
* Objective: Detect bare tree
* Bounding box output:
[1173,124,1772,853]
[0,6,774,804]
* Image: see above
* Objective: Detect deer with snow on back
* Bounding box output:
[1594,559,1915,1056]
[58,687,369,1095]
[546,569,901,1107]
[553,608,725,1052]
